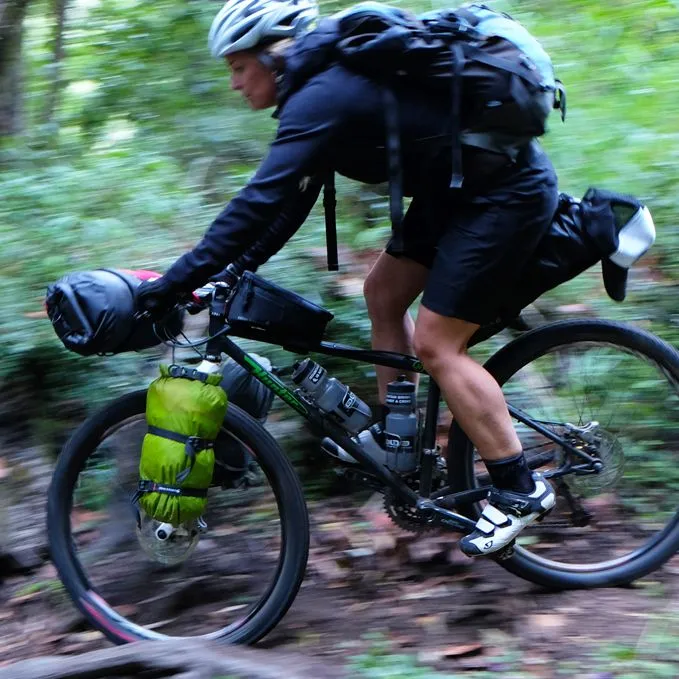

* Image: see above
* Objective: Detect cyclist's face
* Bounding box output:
[227,52,277,110]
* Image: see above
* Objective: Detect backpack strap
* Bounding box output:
[323,172,339,271]
[383,87,405,253]
[453,5,485,28]
[449,43,465,189]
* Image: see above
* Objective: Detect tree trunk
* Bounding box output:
[0,0,30,138]
[40,0,66,128]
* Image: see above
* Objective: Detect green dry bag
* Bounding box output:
[137,364,228,525]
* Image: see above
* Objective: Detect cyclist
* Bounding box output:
[137,0,558,556]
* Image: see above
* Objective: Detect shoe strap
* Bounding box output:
[487,488,533,517]
[474,504,513,536]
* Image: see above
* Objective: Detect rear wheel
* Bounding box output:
[447,320,679,588]
[48,390,309,644]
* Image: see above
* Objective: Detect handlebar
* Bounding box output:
[185,263,243,313]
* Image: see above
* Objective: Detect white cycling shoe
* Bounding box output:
[459,472,556,557]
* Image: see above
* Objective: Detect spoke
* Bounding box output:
[69,416,285,639]
[494,339,679,570]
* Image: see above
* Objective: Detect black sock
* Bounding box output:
[486,452,535,494]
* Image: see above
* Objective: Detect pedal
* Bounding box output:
[492,540,516,561]
[536,506,555,523]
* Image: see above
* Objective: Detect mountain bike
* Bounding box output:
[47,271,679,645]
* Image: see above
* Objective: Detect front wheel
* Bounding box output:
[48,390,309,644]
[447,319,679,588]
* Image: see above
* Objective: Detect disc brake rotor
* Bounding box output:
[566,427,625,496]
[136,513,203,565]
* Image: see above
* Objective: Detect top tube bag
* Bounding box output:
[226,271,334,351]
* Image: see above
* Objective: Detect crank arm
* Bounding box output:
[416,498,477,533]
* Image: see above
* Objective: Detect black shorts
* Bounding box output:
[386,143,559,325]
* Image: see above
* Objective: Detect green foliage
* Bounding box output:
[2,0,679,434]
[350,633,526,678]
[556,609,679,678]
[352,616,679,678]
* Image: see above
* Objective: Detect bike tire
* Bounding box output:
[47,389,309,644]
[447,319,679,588]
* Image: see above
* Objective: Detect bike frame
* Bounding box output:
[202,287,600,534]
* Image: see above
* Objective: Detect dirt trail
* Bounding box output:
[1,490,677,676]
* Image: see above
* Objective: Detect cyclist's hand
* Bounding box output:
[208,263,241,288]
[135,277,180,320]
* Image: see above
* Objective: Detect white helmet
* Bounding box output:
[208,0,318,58]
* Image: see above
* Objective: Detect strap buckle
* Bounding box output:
[168,364,210,383]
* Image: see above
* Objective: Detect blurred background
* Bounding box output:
[1,0,678,422]
[1,0,679,674]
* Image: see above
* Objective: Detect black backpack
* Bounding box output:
[307,2,566,266]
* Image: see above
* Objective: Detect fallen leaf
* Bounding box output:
[372,533,397,554]
[9,592,40,606]
[418,649,445,664]
[67,631,104,643]
[416,614,441,627]
[442,643,484,658]
[528,613,566,629]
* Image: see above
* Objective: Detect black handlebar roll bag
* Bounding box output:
[45,268,183,356]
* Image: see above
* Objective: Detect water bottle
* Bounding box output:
[291,358,372,435]
[384,376,418,472]
[196,359,223,376]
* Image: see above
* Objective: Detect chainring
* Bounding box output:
[384,490,440,533]
[383,455,450,532]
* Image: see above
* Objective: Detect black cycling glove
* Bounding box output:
[135,277,180,320]
[208,262,242,287]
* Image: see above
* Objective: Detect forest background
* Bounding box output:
[1,1,679,676]
[2,0,678,409]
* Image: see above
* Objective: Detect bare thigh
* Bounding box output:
[363,250,429,319]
